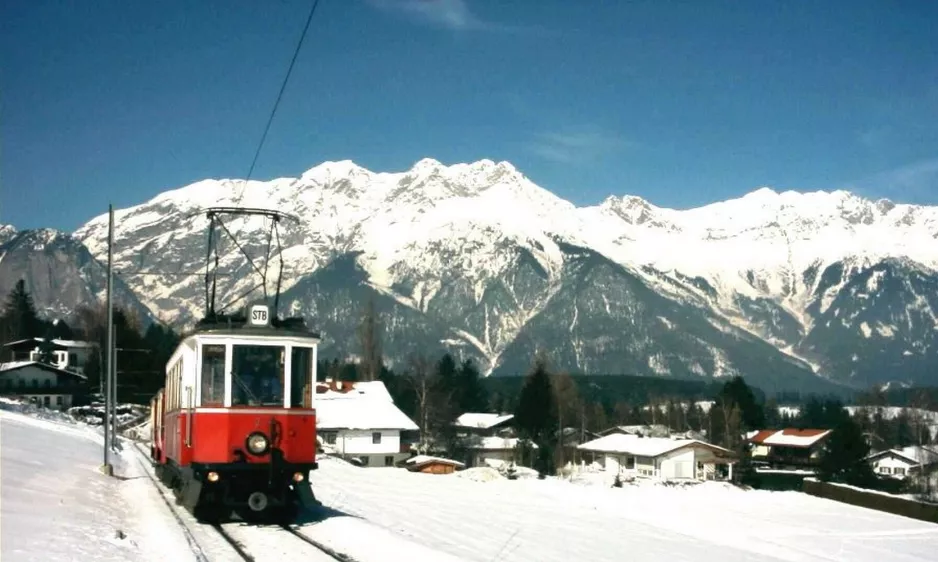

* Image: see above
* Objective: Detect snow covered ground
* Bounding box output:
[309,457,938,562]
[5,402,938,561]
[0,409,199,561]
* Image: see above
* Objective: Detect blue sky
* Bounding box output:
[3,0,937,231]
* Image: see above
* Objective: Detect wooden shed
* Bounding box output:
[403,455,465,475]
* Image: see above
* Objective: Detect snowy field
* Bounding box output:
[4,405,938,562]
[310,457,938,562]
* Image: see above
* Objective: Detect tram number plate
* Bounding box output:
[249,305,270,326]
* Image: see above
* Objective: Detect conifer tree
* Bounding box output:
[457,358,489,413]
[514,353,557,474]
[818,413,877,487]
[1,280,42,341]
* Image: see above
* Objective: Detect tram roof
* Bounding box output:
[182,313,321,341]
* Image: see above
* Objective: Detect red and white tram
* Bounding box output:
[149,301,320,522]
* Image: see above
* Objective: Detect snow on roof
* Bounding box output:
[599,424,672,437]
[0,361,88,380]
[747,429,779,444]
[466,436,536,450]
[454,412,513,429]
[405,455,465,468]
[315,380,393,401]
[314,380,418,431]
[868,446,938,466]
[316,399,418,431]
[2,338,95,349]
[577,433,731,458]
[753,428,832,448]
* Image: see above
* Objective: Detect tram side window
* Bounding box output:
[166,366,173,411]
[231,345,285,407]
[200,345,226,406]
[291,347,313,407]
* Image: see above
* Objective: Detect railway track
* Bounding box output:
[213,522,348,562]
[129,441,350,562]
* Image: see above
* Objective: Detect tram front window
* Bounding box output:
[231,345,285,406]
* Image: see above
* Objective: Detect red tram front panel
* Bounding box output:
[161,408,317,467]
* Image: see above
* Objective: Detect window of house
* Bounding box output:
[56,396,63,406]
[323,432,337,444]
[897,467,906,475]
[200,345,226,406]
[372,432,381,444]
[43,396,50,406]
[385,456,394,467]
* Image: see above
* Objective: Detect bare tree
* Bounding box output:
[718,393,742,449]
[404,353,436,453]
[551,372,581,469]
[357,297,382,381]
[74,303,108,343]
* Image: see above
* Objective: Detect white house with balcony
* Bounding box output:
[314,379,419,468]
[2,338,95,375]
[577,433,736,481]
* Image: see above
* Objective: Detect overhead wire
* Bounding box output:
[222,0,324,303]
[232,0,323,208]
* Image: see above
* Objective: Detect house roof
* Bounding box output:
[314,380,418,431]
[404,455,465,469]
[599,424,672,437]
[866,446,938,466]
[465,436,537,450]
[0,361,88,380]
[2,338,95,350]
[454,412,514,429]
[748,428,831,448]
[315,380,393,401]
[577,433,733,458]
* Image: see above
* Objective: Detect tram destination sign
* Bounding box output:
[248,303,271,326]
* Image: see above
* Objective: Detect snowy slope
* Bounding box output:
[0,410,197,561]
[60,158,938,389]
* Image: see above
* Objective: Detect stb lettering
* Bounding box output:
[252,308,268,323]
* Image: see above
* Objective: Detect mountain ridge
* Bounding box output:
[6,157,937,392]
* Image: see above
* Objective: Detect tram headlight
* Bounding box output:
[246,432,270,455]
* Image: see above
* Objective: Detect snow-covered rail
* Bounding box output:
[213,523,347,562]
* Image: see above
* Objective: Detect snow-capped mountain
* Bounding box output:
[0,227,155,324]
[46,157,938,392]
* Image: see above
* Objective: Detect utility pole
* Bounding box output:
[110,324,118,451]
[101,204,114,476]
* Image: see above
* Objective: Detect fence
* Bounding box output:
[802,477,938,524]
